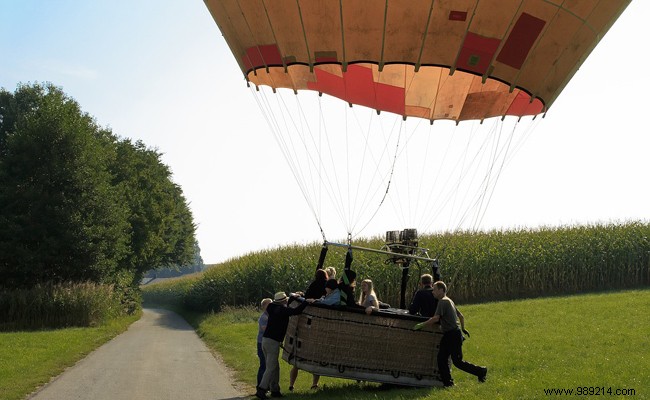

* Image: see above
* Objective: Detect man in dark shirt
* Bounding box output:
[257,292,309,399]
[413,281,487,387]
[408,274,438,317]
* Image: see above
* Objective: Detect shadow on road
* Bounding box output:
[146,308,194,331]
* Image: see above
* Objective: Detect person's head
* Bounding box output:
[360,279,374,295]
[420,274,433,287]
[260,298,272,312]
[273,291,289,305]
[314,268,328,282]
[325,266,337,279]
[431,281,447,299]
[325,278,338,294]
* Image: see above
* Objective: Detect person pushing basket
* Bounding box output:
[413,281,487,387]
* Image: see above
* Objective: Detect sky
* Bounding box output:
[1,1,648,264]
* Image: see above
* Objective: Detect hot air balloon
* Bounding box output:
[205,0,630,240]
[206,0,629,121]
[204,0,630,387]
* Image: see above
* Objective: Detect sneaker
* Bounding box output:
[255,387,269,400]
[310,384,319,390]
[443,381,455,387]
[288,386,294,392]
[478,367,488,383]
[270,391,283,398]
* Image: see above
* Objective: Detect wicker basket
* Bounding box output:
[281,301,445,387]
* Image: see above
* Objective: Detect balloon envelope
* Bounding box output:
[205,0,630,122]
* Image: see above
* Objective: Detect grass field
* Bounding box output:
[179,289,649,399]
[0,312,140,400]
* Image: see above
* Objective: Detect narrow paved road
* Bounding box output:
[29,308,246,400]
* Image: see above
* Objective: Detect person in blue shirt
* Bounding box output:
[257,298,272,387]
[315,278,340,305]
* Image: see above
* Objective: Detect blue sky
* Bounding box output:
[2,1,648,263]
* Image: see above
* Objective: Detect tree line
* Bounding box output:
[0,83,197,296]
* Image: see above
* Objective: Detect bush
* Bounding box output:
[0,282,124,331]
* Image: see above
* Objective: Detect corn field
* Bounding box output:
[0,282,124,331]
[142,221,650,312]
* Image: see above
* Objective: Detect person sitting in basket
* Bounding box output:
[313,278,340,305]
[359,278,380,315]
[338,269,359,307]
[409,273,438,317]
[324,266,337,280]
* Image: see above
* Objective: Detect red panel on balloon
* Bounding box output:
[457,32,501,75]
[506,91,545,116]
[497,13,546,70]
[308,65,405,116]
[243,44,283,71]
[310,68,347,100]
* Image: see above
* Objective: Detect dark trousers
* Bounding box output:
[437,329,483,385]
[257,341,266,386]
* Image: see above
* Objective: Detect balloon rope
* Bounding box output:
[347,106,395,236]
[249,86,328,241]
[472,120,517,230]
[289,92,350,233]
[450,120,505,232]
[456,120,506,231]
[353,120,403,238]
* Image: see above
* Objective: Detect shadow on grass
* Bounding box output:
[283,381,436,399]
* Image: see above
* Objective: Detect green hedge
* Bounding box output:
[143,221,650,311]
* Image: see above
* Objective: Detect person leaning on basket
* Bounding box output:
[257,292,309,399]
[412,281,488,387]
[289,269,329,392]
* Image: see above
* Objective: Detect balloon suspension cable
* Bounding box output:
[352,121,403,239]
[318,222,327,244]
[248,86,332,243]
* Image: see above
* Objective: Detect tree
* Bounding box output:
[145,242,205,279]
[0,83,129,287]
[110,139,196,282]
[0,83,197,289]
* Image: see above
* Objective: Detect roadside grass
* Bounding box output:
[182,289,649,399]
[0,312,140,400]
